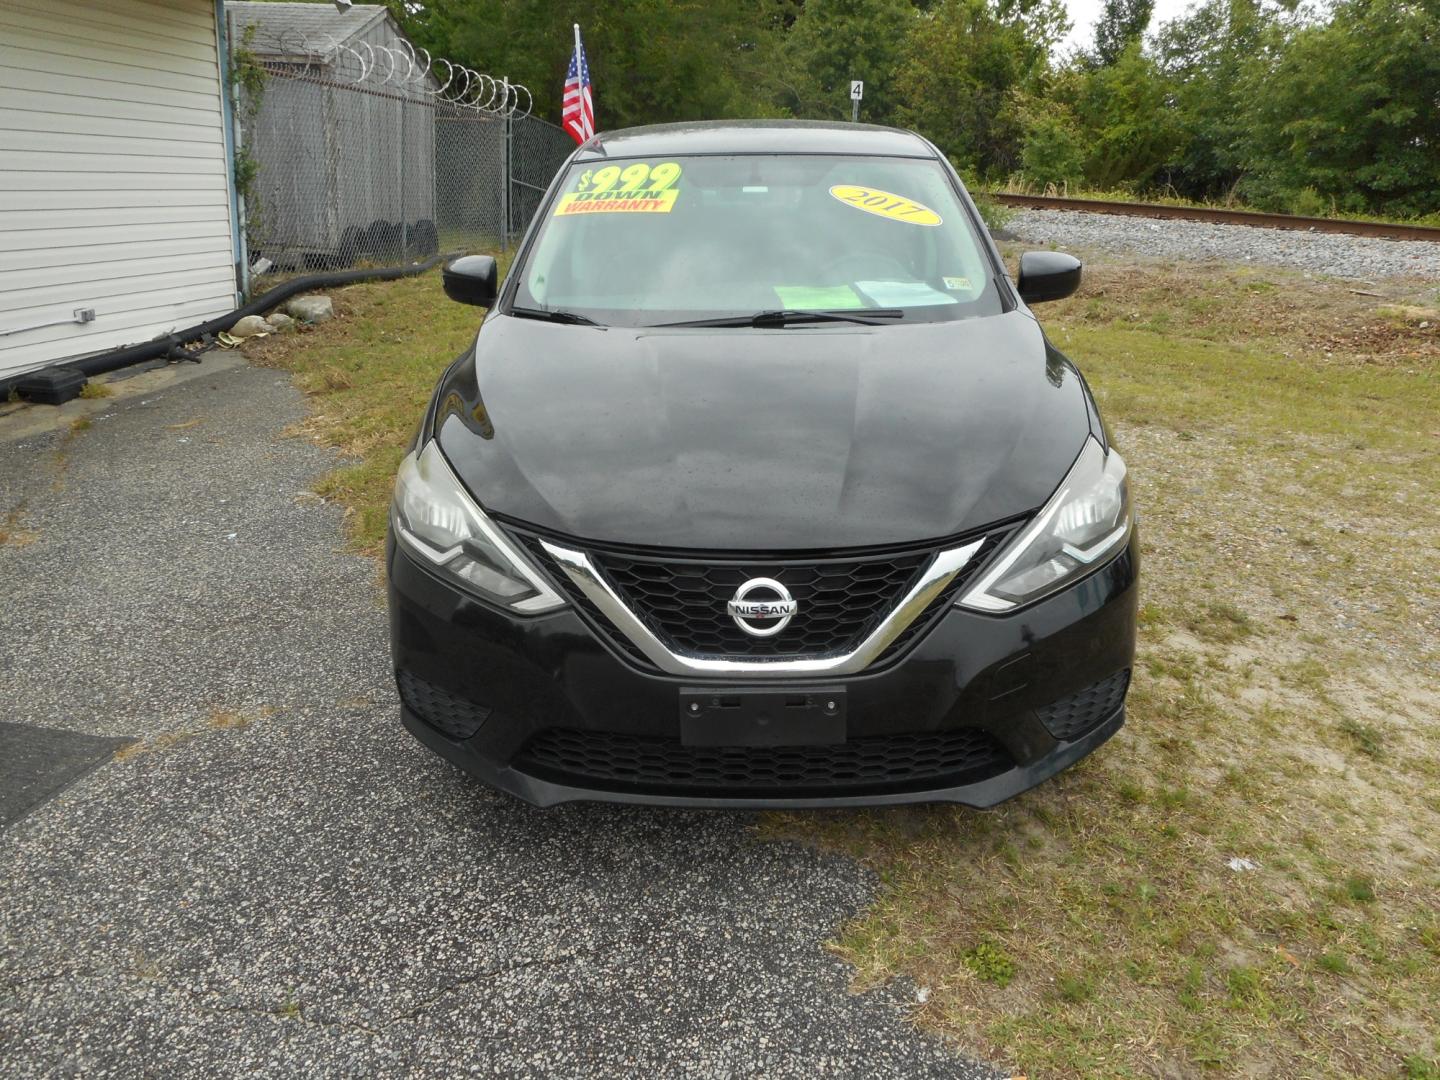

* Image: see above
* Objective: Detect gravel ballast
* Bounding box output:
[1009,208,1440,282]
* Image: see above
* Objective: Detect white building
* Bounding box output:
[0,0,244,382]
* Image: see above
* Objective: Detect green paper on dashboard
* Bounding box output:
[771,285,864,309]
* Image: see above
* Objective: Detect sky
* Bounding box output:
[1058,0,1198,54]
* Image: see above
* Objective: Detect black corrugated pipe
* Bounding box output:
[2,254,451,402]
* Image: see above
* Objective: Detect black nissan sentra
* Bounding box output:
[386,121,1138,808]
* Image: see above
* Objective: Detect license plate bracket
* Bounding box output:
[679,687,846,747]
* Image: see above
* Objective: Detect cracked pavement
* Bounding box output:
[0,358,1000,1078]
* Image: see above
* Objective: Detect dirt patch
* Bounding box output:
[1031,255,1440,370]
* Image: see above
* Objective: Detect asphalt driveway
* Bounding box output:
[0,358,998,1078]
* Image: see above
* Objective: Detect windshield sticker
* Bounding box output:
[829,185,942,226]
[855,281,957,307]
[555,189,678,215]
[555,161,683,216]
[943,276,973,291]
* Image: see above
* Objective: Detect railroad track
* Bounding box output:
[990,193,1440,244]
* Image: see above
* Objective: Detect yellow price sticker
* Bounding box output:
[574,161,682,193]
[555,160,684,216]
[554,188,679,216]
[829,185,942,226]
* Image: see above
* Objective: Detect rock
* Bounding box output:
[267,312,296,332]
[229,314,275,338]
[286,295,334,324]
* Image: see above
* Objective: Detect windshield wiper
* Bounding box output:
[509,306,602,326]
[654,308,904,328]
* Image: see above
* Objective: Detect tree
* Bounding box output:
[1092,0,1154,66]
[1020,103,1086,187]
[894,0,1060,177]
[781,0,916,121]
[1239,0,1440,216]
[1071,42,1182,189]
[380,0,1439,220]
[1151,0,1273,200]
[395,0,792,131]
[993,0,1072,62]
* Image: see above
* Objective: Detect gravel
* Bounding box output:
[0,362,999,1079]
[1008,208,1440,282]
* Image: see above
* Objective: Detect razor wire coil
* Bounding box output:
[265,32,535,117]
[236,28,571,273]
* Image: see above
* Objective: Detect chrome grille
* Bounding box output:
[594,551,929,658]
[517,530,1007,668]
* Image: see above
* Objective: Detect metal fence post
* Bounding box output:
[398,85,408,257]
[229,40,251,298]
[501,77,512,251]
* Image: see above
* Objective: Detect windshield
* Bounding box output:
[512,154,1004,327]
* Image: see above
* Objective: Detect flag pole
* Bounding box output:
[572,23,585,136]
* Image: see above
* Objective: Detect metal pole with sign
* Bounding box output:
[850,80,863,123]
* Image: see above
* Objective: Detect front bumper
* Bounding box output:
[386,531,1139,809]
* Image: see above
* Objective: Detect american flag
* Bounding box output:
[562,26,594,145]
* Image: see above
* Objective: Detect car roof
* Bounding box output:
[576,120,939,161]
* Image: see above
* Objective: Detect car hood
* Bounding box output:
[434,311,1093,551]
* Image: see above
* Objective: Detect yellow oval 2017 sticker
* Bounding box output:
[829,185,942,226]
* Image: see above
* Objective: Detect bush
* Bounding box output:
[1021,110,1086,189]
[973,194,1015,233]
[1285,187,1330,218]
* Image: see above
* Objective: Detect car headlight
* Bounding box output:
[391,441,566,614]
[958,437,1131,612]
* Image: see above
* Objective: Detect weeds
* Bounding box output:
[1182,602,1254,644]
[1339,716,1386,759]
[245,265,505,554]
[963,942,1017,987]
[115,706,270,760]
[208,709,252,731]
[0,504,37,548]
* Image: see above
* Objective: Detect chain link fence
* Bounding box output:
[238,50,573,272]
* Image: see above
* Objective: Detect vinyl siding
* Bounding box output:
[0,0,237,378]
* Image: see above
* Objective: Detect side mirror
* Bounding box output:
[1017,251,1082,305]
[443,255,498,307]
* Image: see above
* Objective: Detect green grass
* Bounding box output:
[250,252,1440,1077]
[77,380,112,399]
[248,259,510,553]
